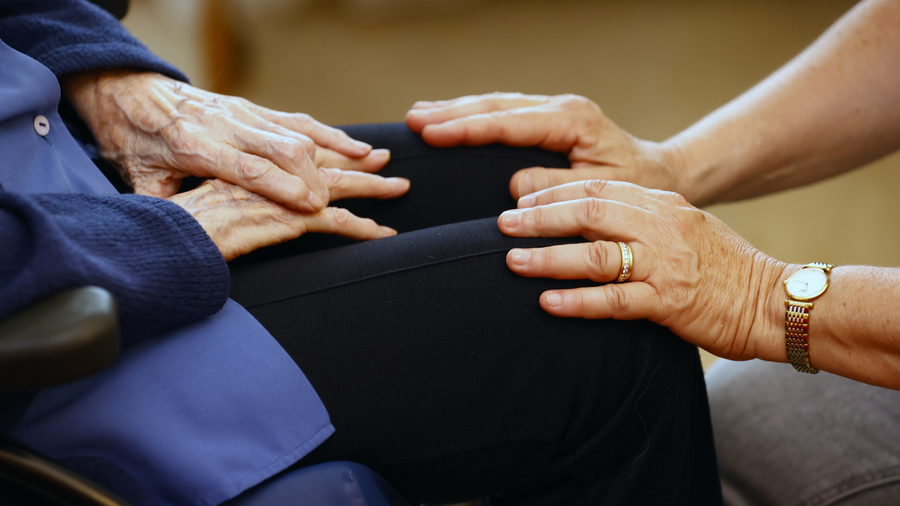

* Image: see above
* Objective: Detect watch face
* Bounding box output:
[785,268,829,301]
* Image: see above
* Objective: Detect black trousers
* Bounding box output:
[228,124,722,505]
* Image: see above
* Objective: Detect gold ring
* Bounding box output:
[616,242,633,283]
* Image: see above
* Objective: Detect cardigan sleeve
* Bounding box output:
[0,0,187,82]
[0,191,229,348]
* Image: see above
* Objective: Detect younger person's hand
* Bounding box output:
[406,93,685,199]
[497,180,788,363]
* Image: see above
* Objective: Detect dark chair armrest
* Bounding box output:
[0,287,119,392]
[0,439,130,506]
[0,287,126,504]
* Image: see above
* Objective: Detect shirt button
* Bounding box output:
[33,115,50,137]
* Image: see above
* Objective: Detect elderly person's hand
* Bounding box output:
[496,180,789,363]
[169,169,409,261]
[63,70,391,212]
[405,93,684,200]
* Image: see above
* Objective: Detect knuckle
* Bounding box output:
[657,189,689,206]
[237,158,274,183]
[681,207,708,232]
[166,129,213,166]
[583,179,608,198]
[578,198,605,224]
[296,136,316,154]
[207,92,224,104]
[529,206,546,228]
[485,91,512,109]
[605,284,629,310]
[569,291,586,314]
[575,290,597,316]
[558,94,592,109]
[558,93,581,104]
[586,242,610,281]
[268,138,298,157]
[273,137,315,161]
[539,248,555,271]
[167,117,195,146]
[233,96,252,108]
[329,207,353,226]
[168,135,192,155]
[292,113,313,127]
[671,192,690,207]
[330,127,351,141]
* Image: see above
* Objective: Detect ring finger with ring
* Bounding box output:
[506,239,639,284]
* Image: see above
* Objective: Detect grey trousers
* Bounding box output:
[706,359,900,506]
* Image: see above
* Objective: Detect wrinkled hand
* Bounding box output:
[63,70,390,212]
[406,93,684,199]
[497,180,788,362]
[168,169,409,261]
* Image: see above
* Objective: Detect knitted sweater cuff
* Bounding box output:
[35,42,188,83]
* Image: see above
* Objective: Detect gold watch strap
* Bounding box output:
[785,300,819,374]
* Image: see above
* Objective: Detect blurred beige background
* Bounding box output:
[123,0,900,269]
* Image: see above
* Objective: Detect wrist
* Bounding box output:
[752,258,796,364]
[654,138,711,206]
[61,70,117,139]
[660,123,760,207]
[61,70,105,119]
[61,70,150,131]
[625,138,694,200]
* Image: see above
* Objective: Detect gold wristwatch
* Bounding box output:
[783,262,835,374]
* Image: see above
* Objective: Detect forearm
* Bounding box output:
[664,0,900,206]
[756,264,900,390]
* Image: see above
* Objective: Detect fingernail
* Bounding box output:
[381,226,398,236]
[352,140,372,150]
[390,177,411,189]
[500,210,520,228]
[517,172,532,197]
[518,194,535,208]
[372,148,390,159]
[545,292,562,307]
[308,192,324,209]
[509,249,530,265]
